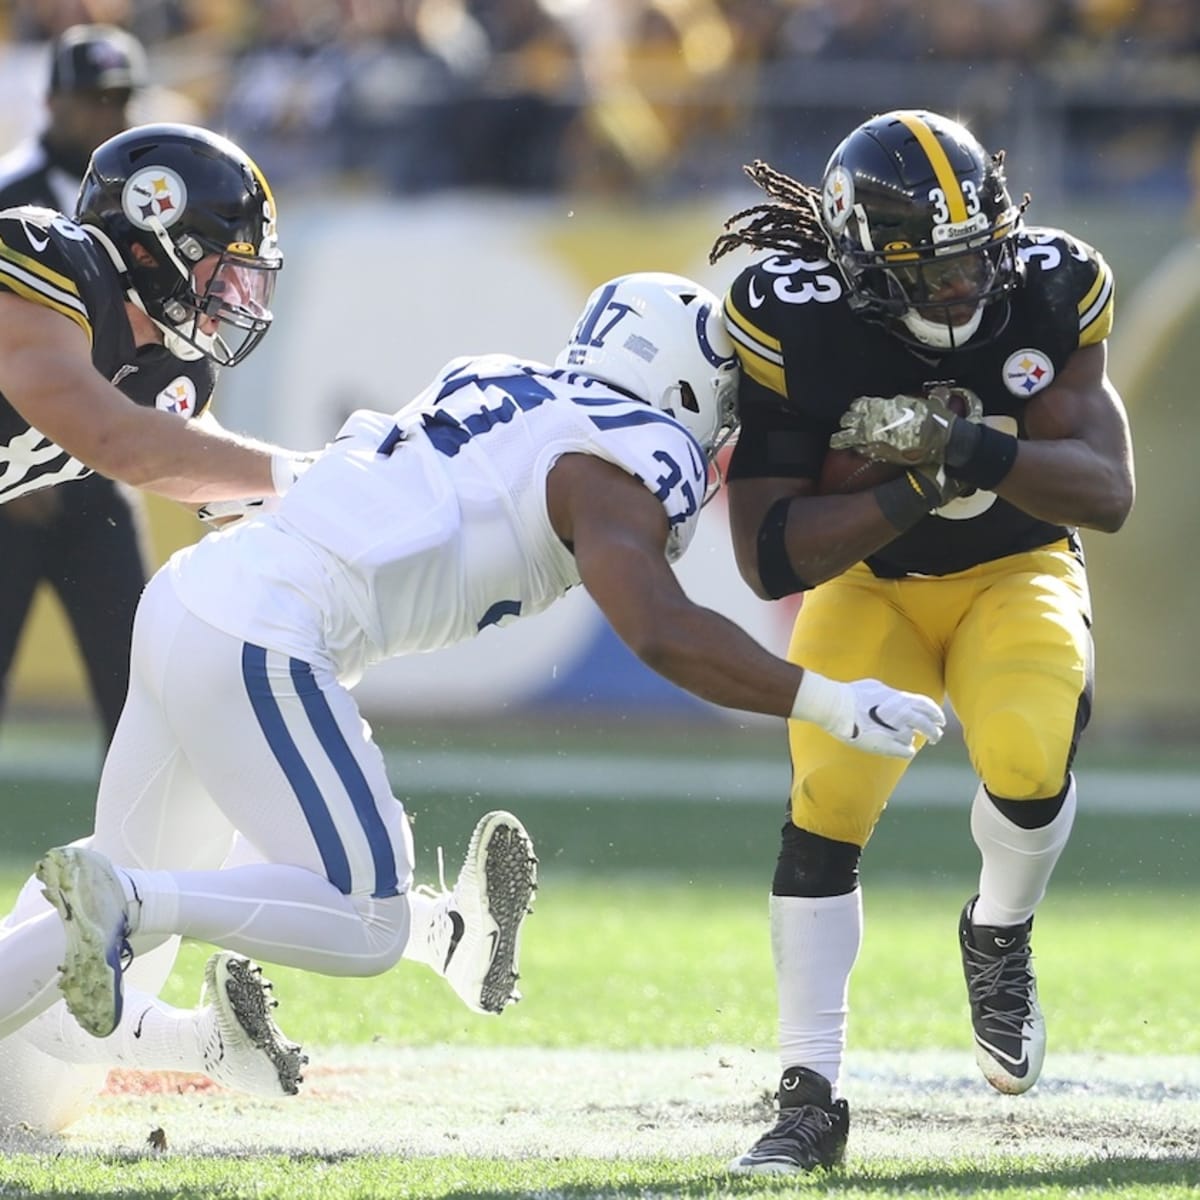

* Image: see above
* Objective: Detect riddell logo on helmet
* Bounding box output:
[121,167,188,231]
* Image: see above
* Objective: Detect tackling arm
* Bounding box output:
[549,454,944,755]
[0,296,305,504]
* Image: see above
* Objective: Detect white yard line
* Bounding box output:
[2,731,1196,813]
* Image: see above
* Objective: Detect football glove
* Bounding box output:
[791,671,945,759]
[829,385,982,467]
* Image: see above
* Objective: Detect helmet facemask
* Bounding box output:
[146,227,280,366]
[843,226,1022,351]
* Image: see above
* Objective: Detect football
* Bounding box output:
[817,448,904,494]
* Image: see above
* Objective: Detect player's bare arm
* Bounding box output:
[988,341,1134,532]
[0,294,295,505]
[550,453,805,718]
[726,468,910,601]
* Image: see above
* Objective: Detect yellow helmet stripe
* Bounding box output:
[895,112,968,224]
[244,152,276,215]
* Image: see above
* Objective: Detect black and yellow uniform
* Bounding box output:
[0,202,214,740]
[723,227,1113,843]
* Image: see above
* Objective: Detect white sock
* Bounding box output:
[970,778,1077,927]
[401,887,440,969]
[27,989,205,1072]
[772,890,863,1099]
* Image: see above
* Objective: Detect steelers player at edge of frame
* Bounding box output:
[709,109,1134,1176]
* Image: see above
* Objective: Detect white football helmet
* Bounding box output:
[555,272,740,459]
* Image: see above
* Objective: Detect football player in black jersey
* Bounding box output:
[0,113,314,1132]
[0,24,165,749]
[711,110,1135,1175]
[0,120,310,508]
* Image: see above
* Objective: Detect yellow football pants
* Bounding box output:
[785,540,1093,847]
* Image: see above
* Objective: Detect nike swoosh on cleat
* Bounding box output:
[485,929,499,965]
[977,1036,1031,1072]
[442,910,465,972]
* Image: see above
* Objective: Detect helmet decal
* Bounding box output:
[695,302,736,369]
[1003,349,1055,396]
[121,166,188,230]
[822,165,854,232]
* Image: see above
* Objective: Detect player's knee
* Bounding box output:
[342,892,411,975]
[773,824,861,897]
[971,708,1064,800]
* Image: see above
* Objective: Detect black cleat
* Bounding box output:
[727,1066,850,1175]
[959,894,1045,1094]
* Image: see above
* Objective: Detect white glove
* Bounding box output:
[196,494,279,527]
[270,451,317,496]
[791,671,945,759]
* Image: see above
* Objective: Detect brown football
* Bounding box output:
[818,448,904,494]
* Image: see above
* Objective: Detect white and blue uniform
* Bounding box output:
[172,354,706,686]
[50,355,707,978]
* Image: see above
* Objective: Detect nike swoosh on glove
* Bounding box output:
[829,385,982,467]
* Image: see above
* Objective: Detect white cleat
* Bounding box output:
[36,846,131,1039]
[199,951,307,1098]
[419,811,538,1015]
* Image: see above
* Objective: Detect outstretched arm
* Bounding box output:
[0,296,307,504]
[548,453,944,756]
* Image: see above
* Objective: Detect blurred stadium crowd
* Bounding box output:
[3,0,1199,205]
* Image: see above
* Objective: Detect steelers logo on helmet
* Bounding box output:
[823,165,854,233]
[1003,349,1055,397]
[121,166,188,231]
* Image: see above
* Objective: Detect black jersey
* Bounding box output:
[0,204,215,503]
[723,226,1115,578]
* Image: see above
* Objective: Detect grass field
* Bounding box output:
[0,719,1197,1198]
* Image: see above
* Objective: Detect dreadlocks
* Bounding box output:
[709,160,832,266]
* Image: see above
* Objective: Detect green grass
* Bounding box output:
[1,742,1197,1199]
[4,1153,1199,1199]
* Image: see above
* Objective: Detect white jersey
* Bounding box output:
[169,354,708,684]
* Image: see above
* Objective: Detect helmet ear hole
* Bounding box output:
[679,381,700,414]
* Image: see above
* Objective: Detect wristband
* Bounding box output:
[790,670,854,737]
[945,421,1018,490]
[874,471,940,531]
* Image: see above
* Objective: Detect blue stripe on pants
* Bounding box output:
[241,643,352,893]
[289,657,399,898]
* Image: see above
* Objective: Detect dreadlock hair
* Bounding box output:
[992,148,1034,217]
[709,160,831,266]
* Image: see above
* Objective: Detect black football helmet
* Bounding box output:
[76,123,281,366]
[820,110,1023,351]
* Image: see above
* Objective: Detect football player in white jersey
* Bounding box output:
[0,273,945,1129]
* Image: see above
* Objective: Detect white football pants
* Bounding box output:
[0,569,415,1041]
